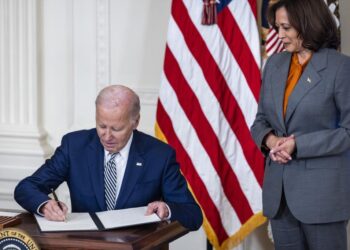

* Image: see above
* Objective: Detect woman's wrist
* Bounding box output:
[265,133,276,149]
[262,132,275,150]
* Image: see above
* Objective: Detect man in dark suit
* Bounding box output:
[14,85,202,231]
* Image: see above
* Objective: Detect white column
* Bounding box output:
[0,0,51,210]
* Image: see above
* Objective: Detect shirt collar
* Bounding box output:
[292,52,312,69]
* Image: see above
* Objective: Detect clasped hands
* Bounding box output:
[40,199,169,221]
[265,133,296,164]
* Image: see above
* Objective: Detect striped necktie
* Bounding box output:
[104,153,118,210]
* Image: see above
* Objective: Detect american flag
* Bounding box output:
[155,0,265,249]
[261,0,283,58]
[265,28,284,57]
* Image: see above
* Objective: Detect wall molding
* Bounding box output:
[0,165,39,211]
[134,87,159,106]
[0,125,52,156]
[96,0,110,92]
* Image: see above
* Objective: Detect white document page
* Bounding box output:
[0,211,21,217]
[35,213,98,232]
[96,206,161,229]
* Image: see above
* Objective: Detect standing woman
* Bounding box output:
[251,0,350,249]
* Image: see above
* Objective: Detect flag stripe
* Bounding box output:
[227,0,261,67]
[166,16,263,213]
[182,0,258,135]
[158,73,242,236]
[266,28,284,56]
[156,101,229,244]
[164,46,254,223]
[247,0,257,18]
[173,0,264,186]
[217,7,260,102]
[156,0,265,247]
[266,33,279,50]
[227,0,261,73]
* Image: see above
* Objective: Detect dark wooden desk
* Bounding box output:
[15,213,189,250]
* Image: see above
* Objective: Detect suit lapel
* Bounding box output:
[115,131,145,209]
[271,53,291,133]
[284,50,327,125]
[87,132,106,211]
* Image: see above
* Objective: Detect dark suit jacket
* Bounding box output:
[251,48,350,223]
[14,129,202,230]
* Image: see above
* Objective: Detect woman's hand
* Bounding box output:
[268,134,296,164]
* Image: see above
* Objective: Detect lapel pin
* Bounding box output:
[136,162,143,167]
[307,77,311,83]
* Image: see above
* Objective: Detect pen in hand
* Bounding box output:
[51,188,67,222]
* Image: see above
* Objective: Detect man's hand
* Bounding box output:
[145,201,169,220]
[40,199,68,221]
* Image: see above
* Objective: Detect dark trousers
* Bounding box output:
[270,195,348,250]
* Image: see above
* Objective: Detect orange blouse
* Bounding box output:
[283,53,311,116]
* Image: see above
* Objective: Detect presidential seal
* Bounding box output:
[0,228,40,250]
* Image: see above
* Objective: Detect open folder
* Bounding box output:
[35,206,161,232]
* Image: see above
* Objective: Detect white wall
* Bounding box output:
[1,0,350,249]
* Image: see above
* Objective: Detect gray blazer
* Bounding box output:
[251,48,350,223]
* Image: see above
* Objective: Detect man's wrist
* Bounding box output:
[164,203,171,220]
[37,200,49,216]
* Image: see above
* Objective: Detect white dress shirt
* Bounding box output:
[104,133,133,201]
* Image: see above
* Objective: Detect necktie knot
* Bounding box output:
[108,153,117,163]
